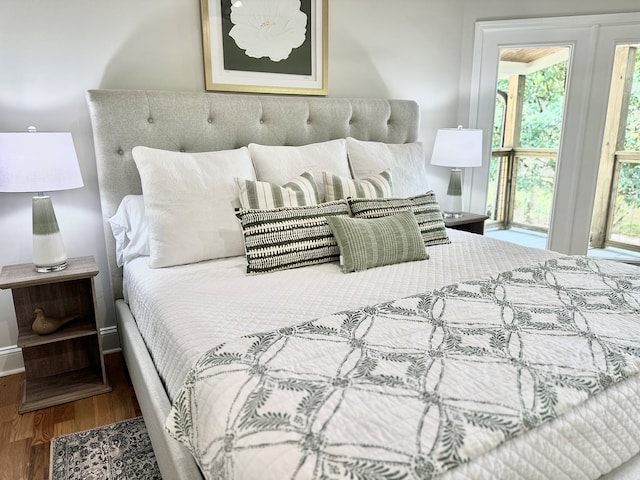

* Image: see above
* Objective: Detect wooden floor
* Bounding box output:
[0,352,141,480]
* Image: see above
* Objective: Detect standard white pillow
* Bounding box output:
[346,137,429,198]
[108,195,149,267]
[248,139,350,202]
[132,146,256,268]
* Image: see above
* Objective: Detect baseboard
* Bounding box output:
[0,345,24,377]
[101,325,121,354]
[0,326,121,377]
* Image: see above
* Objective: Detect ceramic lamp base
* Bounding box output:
[32,195,68,272]
[442,168,464,217]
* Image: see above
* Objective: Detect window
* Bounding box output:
[486,48,569,235]
[590,45,640,252]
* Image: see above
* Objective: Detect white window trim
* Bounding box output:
[467,12,640,255]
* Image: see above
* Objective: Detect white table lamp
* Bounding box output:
[430,125,483,217]
[0,129,83,272]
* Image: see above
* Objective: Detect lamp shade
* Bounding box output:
[0,132,83,192]
[430,126,483,168]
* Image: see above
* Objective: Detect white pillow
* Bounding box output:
[132,146,256,268]
[346,137,429,198]
[108,195,149,267]
[248,139,350,202]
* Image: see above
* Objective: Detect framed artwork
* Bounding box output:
[200,0,328,95]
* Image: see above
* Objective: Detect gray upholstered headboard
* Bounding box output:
[86,89,420,299]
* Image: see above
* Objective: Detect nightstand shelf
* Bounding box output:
[444,212,490,235]
[0,256,111,413]
[17,317,96,348]
[20,366,109,413]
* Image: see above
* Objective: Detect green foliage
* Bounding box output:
[616,49,640,242]
[513,157,556,227]
[513,62,566,226]
[520,62,567,148]
[612,163,640,240]
[491,61,568,227]
[624,50,640,151]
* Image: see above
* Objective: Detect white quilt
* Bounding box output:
[123,230,640,478]
[165,256,640,479]
[123,230,560,400]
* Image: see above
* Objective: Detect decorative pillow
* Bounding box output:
[327,210,429,273]
[108,195,149,267]
[346,138,429,198]
[248,139,350,202]
[348,191,451,246]
[236,171,319,209]
[132,146,255,268]
[323,170,392,201]
[236,200,350,274]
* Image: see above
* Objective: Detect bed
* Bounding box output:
[86,89,640,480]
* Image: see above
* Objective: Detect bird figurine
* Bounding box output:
[31,308,80,335]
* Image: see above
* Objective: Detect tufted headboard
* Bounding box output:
[86,89,420,299]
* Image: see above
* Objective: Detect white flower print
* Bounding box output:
[229,0,307,62]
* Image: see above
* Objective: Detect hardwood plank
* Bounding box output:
[52,419,75,438]
[0,437,30,480]
[52,403,75,437]
[93,390,116,427]
[0,374,20,424]
[10,410,34,442]
[26,443,49,480]
[31,409,54,445]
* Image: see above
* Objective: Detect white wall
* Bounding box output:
[0,0,465,374]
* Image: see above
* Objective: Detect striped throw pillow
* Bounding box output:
[323,170,392,201]
[236,200,350,274]
[348,191,450,246]
[236,172,319,209]
[327,210,429,272]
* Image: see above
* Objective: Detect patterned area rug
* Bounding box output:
[50,416,161,480]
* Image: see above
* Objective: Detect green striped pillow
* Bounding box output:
[347,191,451,246]
[327,210,429,272]
[236,200,350,274]
[323,170,392,201]
[236,171,319,209]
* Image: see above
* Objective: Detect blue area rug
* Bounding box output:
[50,416,161,479]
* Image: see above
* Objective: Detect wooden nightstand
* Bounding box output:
[0,256,111,413]
[444,212,490,235]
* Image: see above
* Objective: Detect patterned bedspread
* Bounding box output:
[166,257,640,480]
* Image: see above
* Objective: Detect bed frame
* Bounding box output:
[86,89,420,479]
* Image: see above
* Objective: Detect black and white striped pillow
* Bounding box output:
[236,200,351,274]
[347,191,450,246]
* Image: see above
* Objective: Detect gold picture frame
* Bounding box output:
[200,0,328,95]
